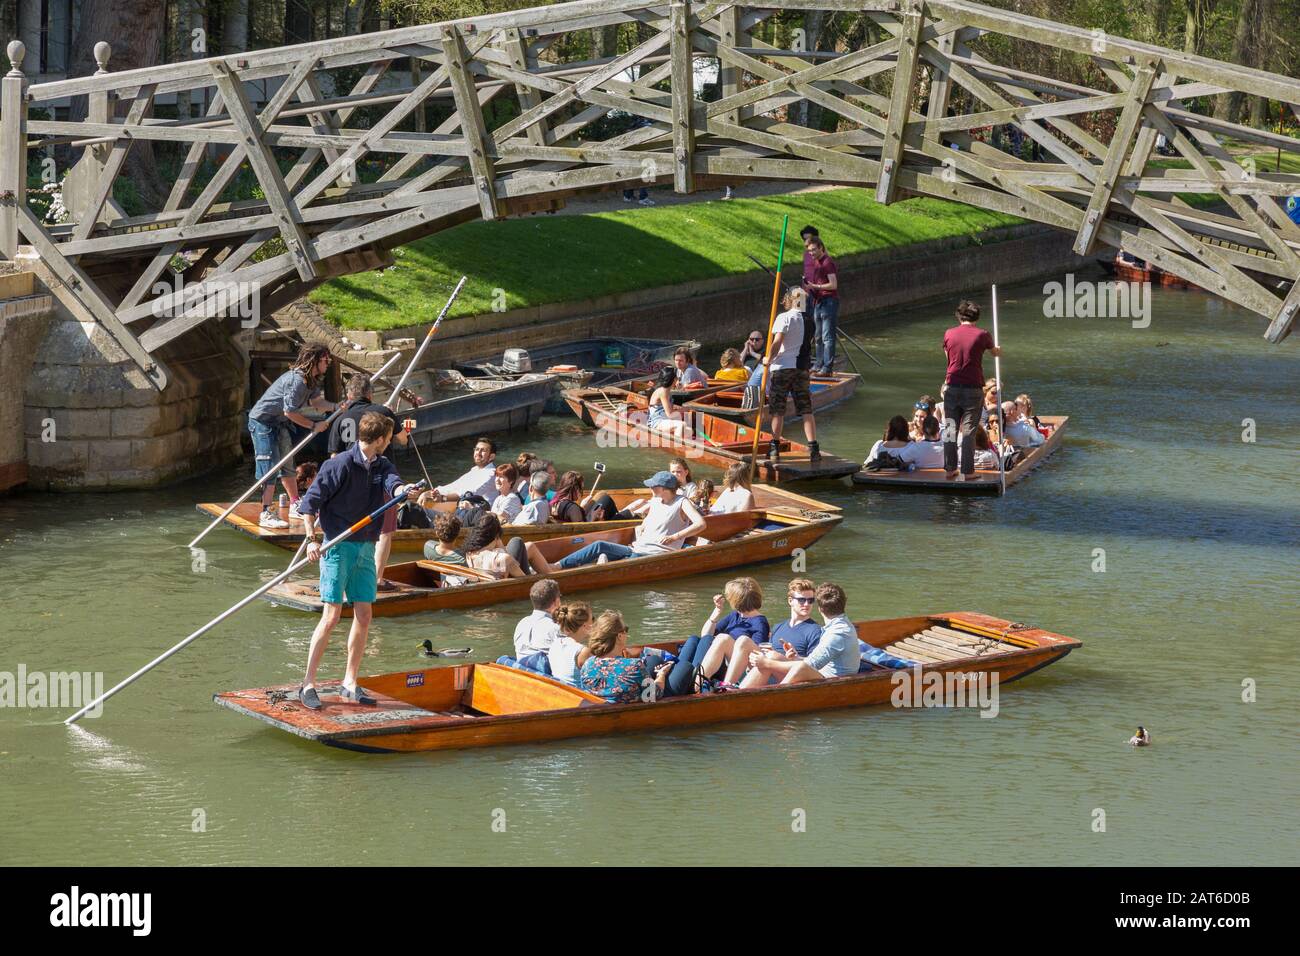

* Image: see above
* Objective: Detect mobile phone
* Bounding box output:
[594,461,607,473]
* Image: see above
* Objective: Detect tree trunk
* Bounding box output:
[284,0,312,45]
[1183,0,1219,56]
[226,0,249,54]
[799,10,827,129]
[1216,0,1263,122]
[69,0,169,207]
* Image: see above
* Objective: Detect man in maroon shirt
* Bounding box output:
[941,300,1001,480]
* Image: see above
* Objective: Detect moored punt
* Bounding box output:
[681,371,862,427]
[562,386,858,483]
[261,508,841,617]
[851,416,1068,494]
[195,483,840,553]
[212,612,1081,753]
[568,377,732,426]
[367,369,555,445]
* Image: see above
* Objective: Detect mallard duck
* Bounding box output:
[1128,726,1151,747]
[418,640,472,658]
[418,640,437,657]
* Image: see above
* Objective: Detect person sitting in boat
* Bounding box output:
[1015,393,1050,438]
[422,513,466,565]
[519,458,557,502]
[865,415,912,467]
[740,583,860,688]
[714,348,750,383]
[980,379,1000,427]
[959,425,1001,472]
[514,452,538,496]
[550,470,591,523]
[666,578,770,694]
[689,478,714,516]
[420,437,499,505]
[1001,401,1045,449]
[731,577,826,689]
[897,415,945,469]
[709,462,756,514]
[908,397,936,441]
[625,456,699,517]
[578,610,674,703]
[646,366,695,437]
[514,579,562,660]
[739,330,766,370]
[672,347,710,389]
[514,472,552,525]
[489,464,523,524]
[443,513,530,586]
[548,601,595,687]
[527,471,707,572]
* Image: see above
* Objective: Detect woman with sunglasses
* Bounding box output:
[909,395,936,441]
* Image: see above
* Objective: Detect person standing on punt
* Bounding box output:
[247,343,339,529]
[297,412,414,709]
[941,300,1001,482]
[328,374,410,591]
[761,287,821,463]
[803,235,840,375]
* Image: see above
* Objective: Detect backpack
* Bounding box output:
[396,501,432,529]
[864,452,908,472]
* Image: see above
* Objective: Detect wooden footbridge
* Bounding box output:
[3,0,1299,389]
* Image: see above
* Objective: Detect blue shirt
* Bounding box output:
[771,618,822,657]
[714,611,769,643]
[249,369,321,426]
[297,443,403,543]
[804,615,861,678]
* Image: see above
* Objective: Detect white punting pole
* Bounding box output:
[67,481,426,725]
[187,349,404,550]
[991,284,1006,498]
[384,275,467,408]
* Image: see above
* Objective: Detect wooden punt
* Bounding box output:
[195,483,839,553]
[681,371,861,427]
[562,386,858,483]
[851,416,1068,495]
[569,378,733,426]
[262,508,841,617]
[213,612,1081,753]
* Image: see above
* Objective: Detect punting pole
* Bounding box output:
[384,275,467,408]
[66,481,427,726]
[991,284,1006,498]
[748,215,790,485]
[187,350,404,550]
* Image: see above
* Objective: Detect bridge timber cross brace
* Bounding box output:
[2,0,1298,390]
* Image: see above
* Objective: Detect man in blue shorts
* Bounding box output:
[296,412,414,709]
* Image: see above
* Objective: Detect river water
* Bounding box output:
[1,274,1296,866]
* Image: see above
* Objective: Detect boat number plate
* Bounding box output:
[406,673,425,687]
[772,538,788,549]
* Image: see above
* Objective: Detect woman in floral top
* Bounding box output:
[578,610,673,703]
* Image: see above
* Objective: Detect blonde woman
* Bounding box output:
[714,348,749,383]
[709,462,755,514]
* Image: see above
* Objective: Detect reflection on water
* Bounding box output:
[0,276,1296,866]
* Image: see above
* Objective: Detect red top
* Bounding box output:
[943,323,994,386]
[804,253,838,301]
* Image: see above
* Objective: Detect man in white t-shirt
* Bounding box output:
[514,579,562,658]
[418,437,499,505]
[1001,401,1045,449]
[760,287,821,462]
[898,414,945,469]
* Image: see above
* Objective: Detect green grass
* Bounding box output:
[309,188,1023,331]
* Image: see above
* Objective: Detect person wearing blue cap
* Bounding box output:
[527,471,707,571]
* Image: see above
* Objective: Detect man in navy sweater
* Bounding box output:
[296,412,413,709]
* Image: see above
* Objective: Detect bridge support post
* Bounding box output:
[876,2,924,204]
[670,2,696,194]
[443,24,501,220]
[0,42,29,260]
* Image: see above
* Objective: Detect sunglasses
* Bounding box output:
[748,336,763,342]
[914,402,931,410]
[792,596,815,604]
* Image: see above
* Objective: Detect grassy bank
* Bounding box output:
[309,188,1022,331]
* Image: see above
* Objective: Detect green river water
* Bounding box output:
[1,274,1296,866]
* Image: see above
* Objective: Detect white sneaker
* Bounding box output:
[259,509,290,529]
[638,197,655,206]
[288,501,304,520]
